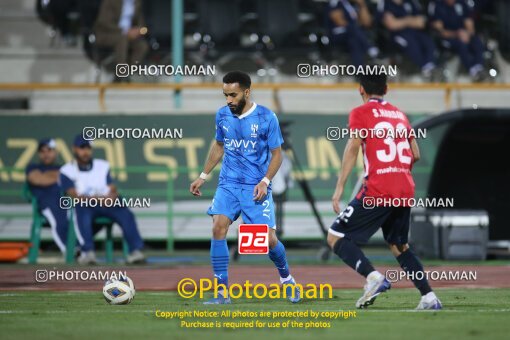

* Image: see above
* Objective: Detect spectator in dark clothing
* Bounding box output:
[327,0,380,67]
[94,0,148,80]
[378,0,439,79]
[25,138,68,254]
[429,0,486,81]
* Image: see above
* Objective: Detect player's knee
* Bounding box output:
[327,233,342,250]
[268,229,278,249]
[388,243,409,257]
[212,218,230,239]
[212,224,228,239]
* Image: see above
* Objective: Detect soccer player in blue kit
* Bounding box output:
[189,71,301,304]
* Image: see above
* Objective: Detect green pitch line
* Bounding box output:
[0,289,509,340]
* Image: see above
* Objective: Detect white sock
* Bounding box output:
[280,275,292,284]
[367,271,384,281]
[424,291,437,300]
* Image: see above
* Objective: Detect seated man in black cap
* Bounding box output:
[25,138,68,254]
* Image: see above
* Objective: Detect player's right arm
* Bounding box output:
[189,141,224,197]
[332,136,362,214]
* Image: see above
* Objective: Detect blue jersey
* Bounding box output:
[214,103,284,186]
[428,0,472,31]
[25,163,62,209]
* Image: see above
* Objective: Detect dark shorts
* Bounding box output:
[329,197,410,245]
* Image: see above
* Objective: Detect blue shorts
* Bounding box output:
[207,183,276,229]
[329,197,410,245]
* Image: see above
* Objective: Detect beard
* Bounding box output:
[75,153,91,165]
[228,96,246,115]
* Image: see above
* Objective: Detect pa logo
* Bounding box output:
[238,224,268,254]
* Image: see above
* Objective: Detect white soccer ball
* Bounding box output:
[103,276,135,305]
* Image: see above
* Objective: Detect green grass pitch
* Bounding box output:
[0,289,508,340]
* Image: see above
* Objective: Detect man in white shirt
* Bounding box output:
[60,135,145,264]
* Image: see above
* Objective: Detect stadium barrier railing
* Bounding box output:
[0,165,431,251]
[0,83,509,111]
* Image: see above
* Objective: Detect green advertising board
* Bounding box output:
[0,113,432,204]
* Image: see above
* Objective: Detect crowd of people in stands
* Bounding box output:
[36,0,494,82]
[327,0,488,81]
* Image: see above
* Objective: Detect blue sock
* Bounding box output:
[268,241,290,280]
[210,239,229,296]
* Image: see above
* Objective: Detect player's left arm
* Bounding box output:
[253,113,284,201]
[253,147,282,201]
[410,138,420,163]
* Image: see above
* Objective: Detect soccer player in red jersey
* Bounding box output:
[328,74,442,310]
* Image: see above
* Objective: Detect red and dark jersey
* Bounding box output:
[349,98,415,204]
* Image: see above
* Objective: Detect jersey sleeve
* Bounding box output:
[348,108,366,135]
[25,163,37,176]
[215,111,224,142]
[267,113,284,150]
[59,173,74,193]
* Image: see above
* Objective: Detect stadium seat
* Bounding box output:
[36,0,81,47]
[494,0,510,62]
[78,0,116,83]
[254,0,322,75]
[138,0,202,64]
[143,0,172,58]
[197,0,241,51]
[23,183,129,264]
[194,0,264,74]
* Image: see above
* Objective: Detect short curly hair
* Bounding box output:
[223,71,251,89]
